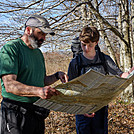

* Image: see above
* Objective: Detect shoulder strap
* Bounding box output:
[96,45,109,75]
[76,54,82,76]
[100,52,109,75]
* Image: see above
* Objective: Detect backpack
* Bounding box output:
[71,37,109,76]
[71,37,82,58]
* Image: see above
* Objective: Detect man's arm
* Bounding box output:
[2,74,59,99]
[44,71,68,86]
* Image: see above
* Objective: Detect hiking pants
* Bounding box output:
[75,106,108,134]
[0,98,49,134]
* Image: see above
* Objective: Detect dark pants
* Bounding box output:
[0,98,50,134]
[75,106,108,134]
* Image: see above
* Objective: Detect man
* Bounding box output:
[0,15,68,134]
[68,26,134,134]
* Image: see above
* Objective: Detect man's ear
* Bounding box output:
[25,26,33,35]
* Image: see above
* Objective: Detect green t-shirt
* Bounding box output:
[0,38,46,103]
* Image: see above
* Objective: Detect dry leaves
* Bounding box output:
[45,98,134,134]
[108,99,134,134]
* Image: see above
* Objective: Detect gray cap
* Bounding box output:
[25,15,55,35]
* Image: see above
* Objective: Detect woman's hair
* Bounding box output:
[79,26,100,43]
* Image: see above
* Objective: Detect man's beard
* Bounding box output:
[28,33,44,49]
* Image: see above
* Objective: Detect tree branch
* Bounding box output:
[38,0,66,15]
[0,0,43,13]
[50,1,89,25]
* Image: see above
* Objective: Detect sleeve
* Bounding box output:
[67,58,79,81]
[105,55,123,76]
[0,44,19,78]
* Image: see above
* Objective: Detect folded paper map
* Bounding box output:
[34,69,134,114]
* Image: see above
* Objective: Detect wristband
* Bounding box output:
[54,72,59,80]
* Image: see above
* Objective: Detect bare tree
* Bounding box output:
[0,0,133,99]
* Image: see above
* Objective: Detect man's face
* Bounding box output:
[28,28,47,49]
[81,40,98,53]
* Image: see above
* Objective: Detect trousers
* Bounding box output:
[0,98,50,134]
[75,106,108,134]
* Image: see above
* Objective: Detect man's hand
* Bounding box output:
[84,113,95,117]
[40,86,60,99]
[57,71,68,83]
[44,71,68,86]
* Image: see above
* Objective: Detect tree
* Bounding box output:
[0,0,133,99]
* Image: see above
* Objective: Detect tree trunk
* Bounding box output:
[122,0,131,71]
[131,1,134,66]
[131,1,134,99]
[120,0,133,101]
[118,3,124,70]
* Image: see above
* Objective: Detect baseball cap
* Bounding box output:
[25,15,55,35]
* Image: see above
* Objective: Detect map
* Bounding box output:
[34,69,134,114]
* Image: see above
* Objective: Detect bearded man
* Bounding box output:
[0,15,68,134]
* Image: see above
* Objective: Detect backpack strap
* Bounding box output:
[96,45,109,75]
[99,52,109,75]
[76,54,82,76]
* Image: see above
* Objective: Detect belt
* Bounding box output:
[2,97,50,118]
[3,97,34,110]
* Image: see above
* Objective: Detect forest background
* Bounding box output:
[0,0,133,133]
